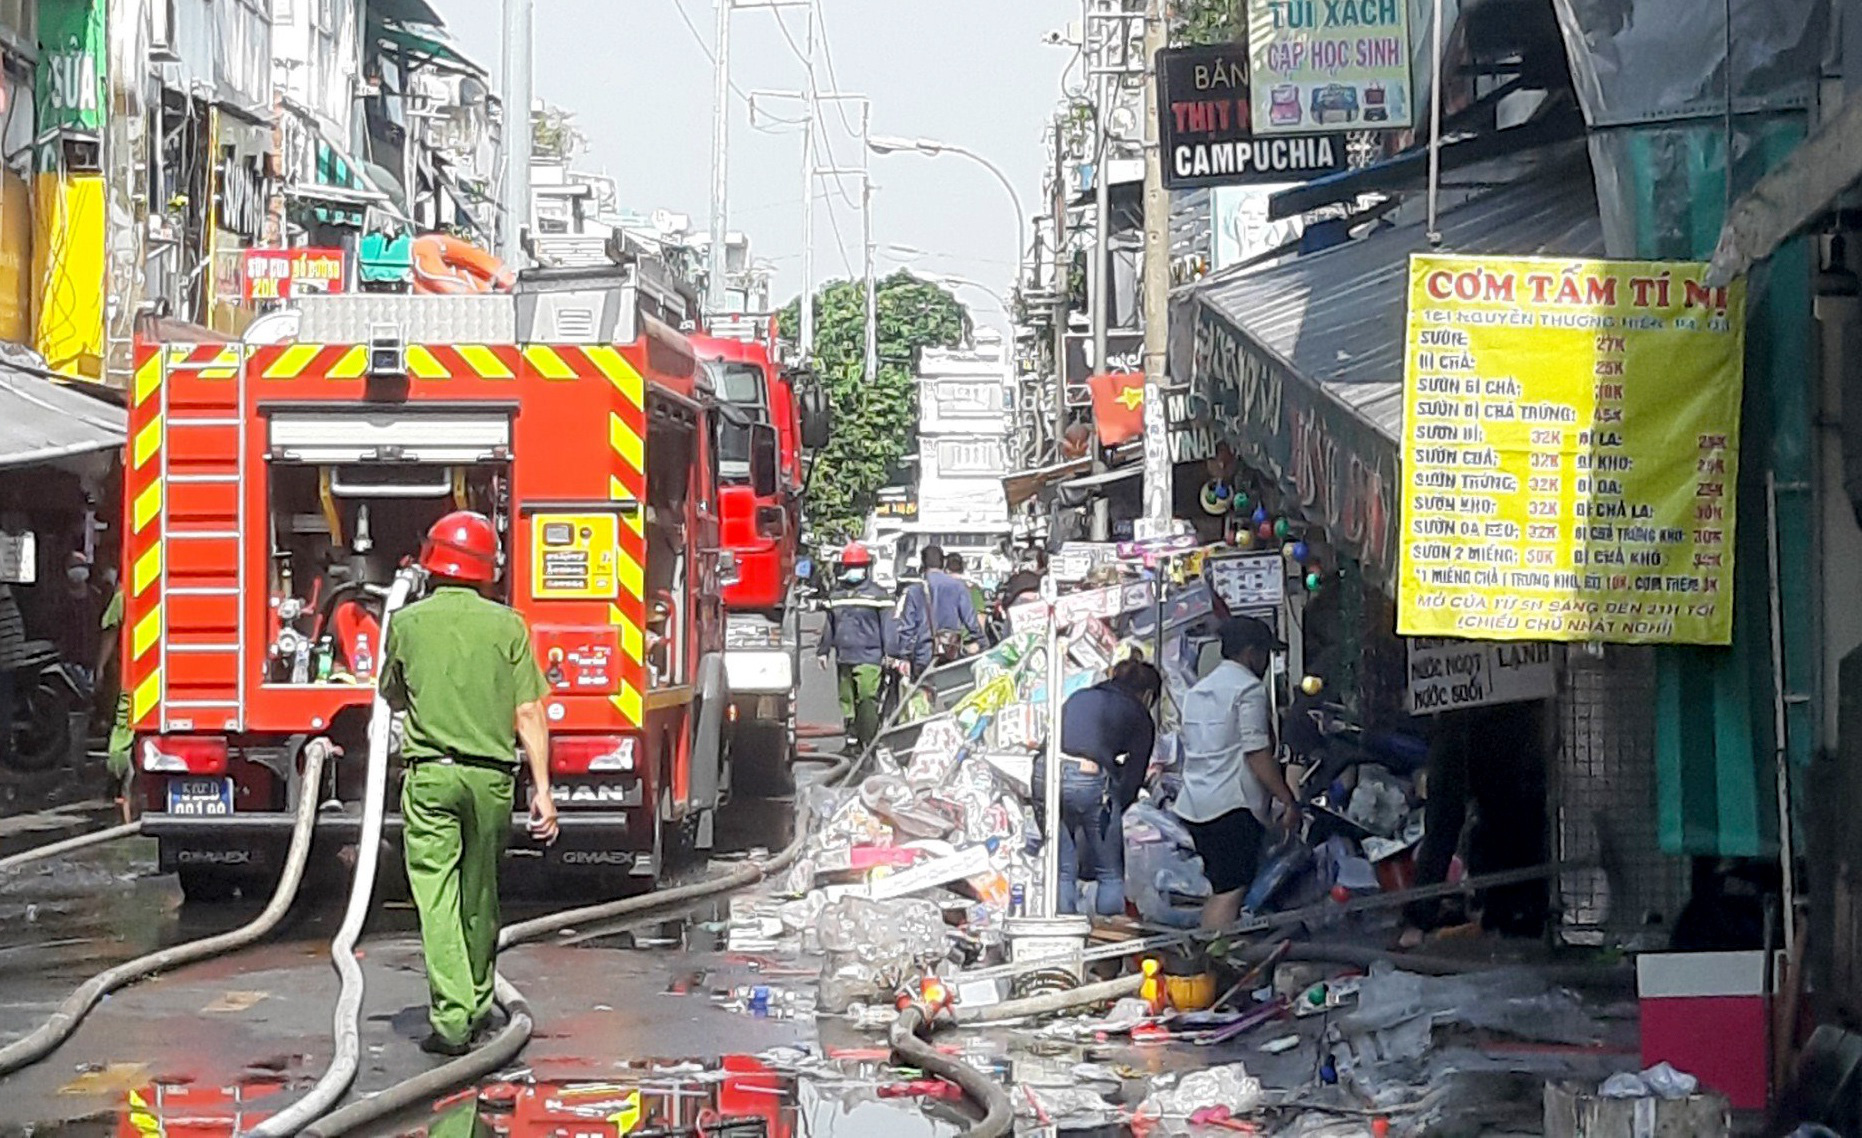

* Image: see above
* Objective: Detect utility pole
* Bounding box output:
[863,177,878,384]
[1138,0,1171,535]
[1051,118,1069,462]
[799,6,818,358]
[500,0,533,266]
[708,0,733,315]
[751,80,868,361]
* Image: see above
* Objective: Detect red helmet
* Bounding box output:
[420,510,499,583]
[840,541,872,567]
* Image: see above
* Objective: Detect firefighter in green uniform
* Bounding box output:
[379,511,560,1057]
[815,541,897,755]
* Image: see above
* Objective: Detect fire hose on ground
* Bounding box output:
[0,646,1026,1136]
[297,659,1008,1137]
[0,739,333,1077]
[0,821,145,875]
[246,569,417,1137]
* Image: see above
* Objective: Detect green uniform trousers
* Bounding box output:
[402,761,514,1044]
[837,663,883,753]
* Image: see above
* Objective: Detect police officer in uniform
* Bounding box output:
[379,511,560,1056]
[816,542,896,755]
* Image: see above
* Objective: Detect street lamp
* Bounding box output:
[866,135,1029,278]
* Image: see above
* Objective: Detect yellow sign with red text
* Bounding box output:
[1397,254,1745,645]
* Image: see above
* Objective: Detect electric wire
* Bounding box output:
[665,0,808,126]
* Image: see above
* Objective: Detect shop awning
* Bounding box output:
[1175,145,1602,587]
[1003,457,1091,510]
[0,364,126,469]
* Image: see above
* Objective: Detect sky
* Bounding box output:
[437,0,1078,332]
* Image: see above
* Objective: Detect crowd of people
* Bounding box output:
[815,539,1313,929]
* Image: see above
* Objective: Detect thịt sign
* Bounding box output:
[1157,43,1349,190]
[1397,255,1746,645]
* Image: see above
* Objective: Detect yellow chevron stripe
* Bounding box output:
[166,345,193,364]
[457,344,514,379]
[132,545,162,596]
[132,669,162,724]
[612,680,643,724]
[405,345,449,379]
[263,343,322,380]
[608,477,646,536]
[134,354,162,407]
[133,416,163,470]
[198,348,241,381]
[607,604,646,665]
[524,344,577,380]
[608,411,645,473]
[327,345,368,379]
[584,344,644,406]
[133,482,163,533]
[616,548,644,598]
[132,608,161,661]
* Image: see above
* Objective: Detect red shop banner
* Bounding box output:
[242,247,347,300]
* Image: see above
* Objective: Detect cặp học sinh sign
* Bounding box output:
[1397,254,1746,646]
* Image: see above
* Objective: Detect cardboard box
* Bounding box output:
[1543,1082,1729,1138]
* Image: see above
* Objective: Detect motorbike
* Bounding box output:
[3,640,88,772]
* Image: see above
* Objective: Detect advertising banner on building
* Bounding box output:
[1406,638,1557,715]
[242,248,347,300]
[1247,0,1414,135]
[1397,254,1746,645]
[1158,44,1349,190]
[35,0,103,136]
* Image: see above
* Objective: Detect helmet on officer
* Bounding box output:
[838,541,871,585]
[420,511,500,584]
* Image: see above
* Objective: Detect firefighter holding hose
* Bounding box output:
[379,511,559,1057]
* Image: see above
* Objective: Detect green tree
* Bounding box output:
[1174,0,1245,45]
[779,272,969,540]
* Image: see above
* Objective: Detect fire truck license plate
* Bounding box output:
[168,778,234,817]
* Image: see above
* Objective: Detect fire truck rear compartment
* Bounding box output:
[265,460,509,686]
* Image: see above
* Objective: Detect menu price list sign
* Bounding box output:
[1396,255,1746,646]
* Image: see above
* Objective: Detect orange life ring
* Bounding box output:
[410,234,515,295]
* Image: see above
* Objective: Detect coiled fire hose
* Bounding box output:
[0,739,334,1076]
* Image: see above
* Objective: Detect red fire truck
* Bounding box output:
[688,329,826,796]
[122,266,759,900]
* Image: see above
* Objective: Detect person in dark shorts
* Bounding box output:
[1176,616,1302,929]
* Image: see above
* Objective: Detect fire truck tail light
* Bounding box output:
[551,736,636,775]
[142,736,229,775]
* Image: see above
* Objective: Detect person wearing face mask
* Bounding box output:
[815,541,897,756]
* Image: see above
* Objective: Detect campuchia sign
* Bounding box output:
[1158,43,1348,190]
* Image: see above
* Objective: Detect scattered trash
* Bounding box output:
[1600,1062,1700,1100]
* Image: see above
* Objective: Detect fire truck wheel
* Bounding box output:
[730,720,794,799]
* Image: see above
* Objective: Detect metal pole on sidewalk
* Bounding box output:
[1089,63,1113,541]
[799,4,818,359]
[1138,0,1172,535]
[1043,587,1065,918]
[1051,119,1069,460]
[499,0,533,266]
[708,0,733,315]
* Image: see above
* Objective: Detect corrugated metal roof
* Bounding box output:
[1190,148,1604,443]
[0,367,125,469]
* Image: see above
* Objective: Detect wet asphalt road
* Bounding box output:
[0,618,932,1138]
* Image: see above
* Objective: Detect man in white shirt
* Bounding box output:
[1177,616,1302,929]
